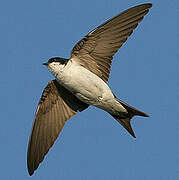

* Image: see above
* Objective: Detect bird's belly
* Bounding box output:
[56,64,114,105]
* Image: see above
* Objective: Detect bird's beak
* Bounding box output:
[43,62,48,66]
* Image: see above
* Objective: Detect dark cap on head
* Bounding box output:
[43,57,69,66]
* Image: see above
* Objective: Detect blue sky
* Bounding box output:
[1,0,179,179]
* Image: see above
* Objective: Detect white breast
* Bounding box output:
[55,58,115,106]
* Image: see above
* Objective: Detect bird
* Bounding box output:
[27,3,152,176]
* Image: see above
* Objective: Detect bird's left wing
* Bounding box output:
[27,80,88,175]
[71,3,152,83]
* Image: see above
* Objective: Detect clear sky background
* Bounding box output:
[0,0,178,179]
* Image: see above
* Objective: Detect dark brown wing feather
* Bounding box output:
[71,3,152,82]
[27,80,88,175]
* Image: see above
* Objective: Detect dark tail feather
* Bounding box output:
[117,98,149,117]
[111,115,136,138]
[110,98,149,138]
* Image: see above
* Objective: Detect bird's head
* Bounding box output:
[43,57,69,76]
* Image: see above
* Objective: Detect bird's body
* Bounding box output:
[27,3,152,176]
[49,58,126,114]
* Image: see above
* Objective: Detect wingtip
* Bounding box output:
[140,3,152,8]
[27,161,35,176]
[29,172,33,176]
[28,168,34,176]
[146,3,152,7]
[148,3,152,7]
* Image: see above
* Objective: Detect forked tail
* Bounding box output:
[110,98,149,138]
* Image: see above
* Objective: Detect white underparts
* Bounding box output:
[48,58,127,114]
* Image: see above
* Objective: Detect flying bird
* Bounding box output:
[27,3,152,175]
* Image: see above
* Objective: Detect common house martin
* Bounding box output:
[27,3,152,175]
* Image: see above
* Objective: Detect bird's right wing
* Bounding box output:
[71,3,152,83]
[27,80,88,175]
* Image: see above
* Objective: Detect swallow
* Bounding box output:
[27,3,152,175]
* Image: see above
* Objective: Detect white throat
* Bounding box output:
[48,61,71,78]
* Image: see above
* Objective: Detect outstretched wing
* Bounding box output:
[27,80,88,175]
[71,3,152,82]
